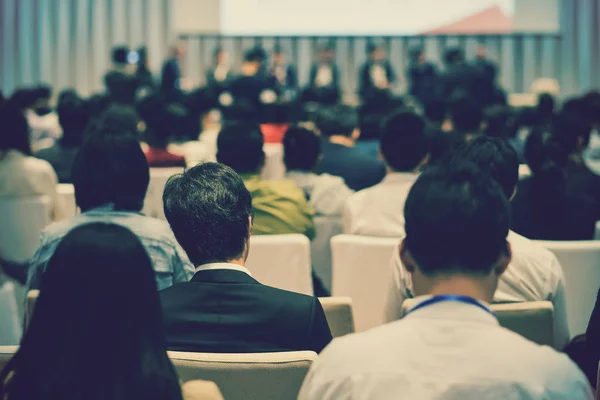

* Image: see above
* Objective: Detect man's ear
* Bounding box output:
[494,241,511,276]
[399,239,415,274]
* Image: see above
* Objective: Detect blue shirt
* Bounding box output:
[26,204,194,292]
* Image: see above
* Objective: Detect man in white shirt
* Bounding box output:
[343,110,427,235]
[384,136,570,349]
[299,163,593,400]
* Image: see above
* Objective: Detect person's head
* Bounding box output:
[92,104,141,139]
[367,42,385,62]
[171,41,186,59]
[242,46,267,75]
[315,104,359,139]
[444,47,465,66]
[0,223,182,400]
[409,47,425,64]
[536,93,555,118]
[217,122,265,174]
[104,71,138,105]
[401,162,511,301]
[475,43,488,59]
[72,128,149,212]
[427,129,466,167]
[553,110,592,155]
[423,99,447,126]
[163,163,253,266]
[380,110,428,172]
[525,128,568,176]
[283,125,321,172]
[484,105,512,138]
[7,88,38,111]
[137,95,177,147]
[451,136,519,200]
[57,93,90,147]
[31,84,53,111]
[319,43,335,63]
[214,46,228,65]
[272,44,285,65]
[448,95,484,135]
[0,104,31,155]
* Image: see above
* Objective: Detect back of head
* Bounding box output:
[444,47,464,66]
[427,129,466,167]
[7,88,38,111]
[315,104,357,137]
[283,126,321,172]
[244,46,267,64]
[423,99,447,125]
[484,105,512,138]
[72,129,149,212]
[137,95,176,145]
[553,109,592,152]
[0,104,31,155]
[0,223,181,400]
[104,71,138,105]
[404,162,510,276]
[536,93,555,117]
[163,163,253,266]
[90,104,140,139]
[58,94,90,146]
[449,95,483,134]
[380,110,428,172]
[451,136,519,199]
[217,122,265,174]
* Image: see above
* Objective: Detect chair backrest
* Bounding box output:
[534,240,600,337]
[402,299,554,346]
[0,345,18,373]
[143,168,184,220]
[331,234,400,332]
[508,93,537,108]
[0,283,21,345]
[181,380,224,400]
[56,183,77,219]
[311,215,343,292]
[246,234,313,295]
[168,350,317,400]
[319,297,355,338]
[0,196,51,263]
[261,143,285,181]
[25,290,40,332]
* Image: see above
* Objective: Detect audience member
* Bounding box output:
[343,110,428,236]
[446,95,484,138]
[484,105,512,138]
[422,98,447,128]
[299,162,593,400]
[217,122,315,238]
[284,126,353,216]
[426,128,465,167]
[384,136,570,349]
[27,126,194,292]
[35,92,90,183]
[138,95,186,168]
[160,162,332,353]
[314,105,386,191]
[511,130,597,240]
[0,223,187,400]
[0,104,64,221]
[104,71,139,105]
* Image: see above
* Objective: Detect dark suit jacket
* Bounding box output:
[206,67,232,89]
[308,63,340,90]
[160,269,333,353]
[316,140,386,191]
[358,61,396,101]
[161,58,181,98]
[407,62,438,104]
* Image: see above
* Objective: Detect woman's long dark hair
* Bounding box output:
[0,223,183,400]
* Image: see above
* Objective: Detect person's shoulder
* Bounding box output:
[257,283,317,307]
[24,155,56,175]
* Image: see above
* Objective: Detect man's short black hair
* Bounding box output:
[449,95,483,134]
[216,122,265,174]
[244,46,267,63]
[404,162,510,275]
[451,136,519,199]
[283,126,321,172]
[163,162,253,266]
[0,104,31,155]
[33,84,52,101]
[380,110,428,172]
[57,94,89,146]
[315,105,358,137]
[72,130,149,212]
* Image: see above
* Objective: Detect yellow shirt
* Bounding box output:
[242,174,315,239]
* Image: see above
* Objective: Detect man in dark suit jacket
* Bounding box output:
[358,42,396,104]
[161,43,185,101]
[315,105,386,191]
[303,44,341,104]
[206,47,232,90]
[160,162,332,353]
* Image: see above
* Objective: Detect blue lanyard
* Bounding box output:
[405,295,494,317]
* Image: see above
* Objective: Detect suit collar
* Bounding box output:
[191,269,259,285]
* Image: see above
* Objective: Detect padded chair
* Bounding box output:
[331,235,400,332]
[0,283,21,345]
[246,234,313,295]
[402,299,554,346]
[25,290,40,331]
[535,240,600,336]
[311,215,343,291]
[57,183,77,219]
[181,380,224,400]
[143,167,184,219]
[168,350,317,400]
[319,297,355,337]
[261,143,285,181]
[0,345,17,372]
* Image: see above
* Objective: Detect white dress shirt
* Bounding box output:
[370,63,388,89]
[299,297,593,400]
[195,262,252,276]
[315,64,333,87]
[287,171,354,216]
[343,172,417,236]
[384,230,570,349]
[0,150,64,221]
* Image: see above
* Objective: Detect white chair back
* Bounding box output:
[518,164,531,180]
[168,350,317,400]
[0,196,51,262]
[508,93,537,107]
[57,183,77,219]
[182,380,224,400]
[0,283,21,345]
[535,240,600,336]
[246,234,313,295]
[319,297,355,338]
[331,235,400,332]
[402,299,554,346]
[0,345,18,372]
[143,168,184,220]
[261,144,285,181]
[311,215,343,291]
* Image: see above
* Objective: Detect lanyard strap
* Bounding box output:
[405,295,494,317]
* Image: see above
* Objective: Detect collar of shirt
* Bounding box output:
[405,295,498,326]
[194,262,252,276]
[382,172,418,185]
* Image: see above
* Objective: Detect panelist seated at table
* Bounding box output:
[303,43,341,105]
[159,162,332,353]
[358,42,396,104]
[206,47,232,89]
